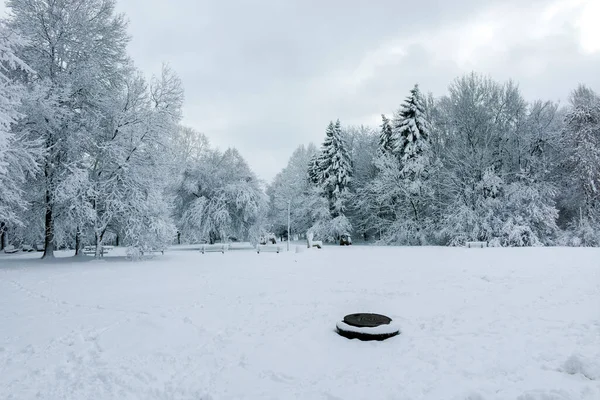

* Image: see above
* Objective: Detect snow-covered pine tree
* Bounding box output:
[379,114,395,155]
[395,84,435,240]
[316,119,352,217]
[360,84,438,245]
[393,84,430,162]
[307,152,321,185]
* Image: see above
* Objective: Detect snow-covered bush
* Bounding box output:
[558,218,600,247]
[308,214,352,243]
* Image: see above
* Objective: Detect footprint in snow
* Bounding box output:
[266,371,294,383]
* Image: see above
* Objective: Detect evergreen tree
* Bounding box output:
[378,114,395,155]
[307,152,320,184]
[367,84,436,244]
[316,119,352,217]
[393,84,430,161]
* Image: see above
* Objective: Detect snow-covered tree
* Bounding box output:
[434,73,559,246]
[344,125,378,185]
[7,0,130,258]
[342,125,378,241]
[82,65,183,257]
[267,143,318,238]
[378,114,395,155]
[356,85,437,245]
[168,126,211,243]
[304,119,354,241]
[307,153,320,185]
[314,119,353,217]
[393,84,430,162]
[0,23,38,249]
[171,126,211,167]
[360,154,436,245]
[396,84,435,227]
[176,147,267,244]
[559,85,600,245]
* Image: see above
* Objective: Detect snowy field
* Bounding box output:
[1,245,599,400]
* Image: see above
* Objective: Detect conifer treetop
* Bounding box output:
[393,84,430,161]
[379,114,395,156]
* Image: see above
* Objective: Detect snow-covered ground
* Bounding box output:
[1,245,599,400]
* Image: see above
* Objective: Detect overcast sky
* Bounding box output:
[3,0,600,182]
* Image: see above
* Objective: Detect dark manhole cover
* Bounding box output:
[336,313,400,341]
[343,313,391,328]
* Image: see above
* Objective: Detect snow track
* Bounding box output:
[1,246,599,399]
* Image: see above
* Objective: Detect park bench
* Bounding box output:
[82,245,114,257]
[3,245,18,254]
[256,244,283,254]
[21,245,34,252]
[200,243,229,254]
[466,241,488,248]
[141,248,165,255]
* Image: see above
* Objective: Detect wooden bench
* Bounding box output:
[82,245,113,257]
[3,245,18,254]
[141,248,165,255]
[256,244,283,254]
[307,232,322,249]
[466,241,488,248]
[21,245,34,252]
[200,243,229,254]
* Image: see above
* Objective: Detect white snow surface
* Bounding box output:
[1,245,599,400]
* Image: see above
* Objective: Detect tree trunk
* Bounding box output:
[94,232,102,259]
[75,226,82,256]
[116,234,120,247]
[177,231,181,245]
[0,222,5,251]
[42,188,55,259]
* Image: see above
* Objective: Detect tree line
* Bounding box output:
[2,1,599,257]
[268,77,600,247]
[0,0,266,258]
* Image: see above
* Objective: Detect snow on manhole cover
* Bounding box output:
[336,313,400,341]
